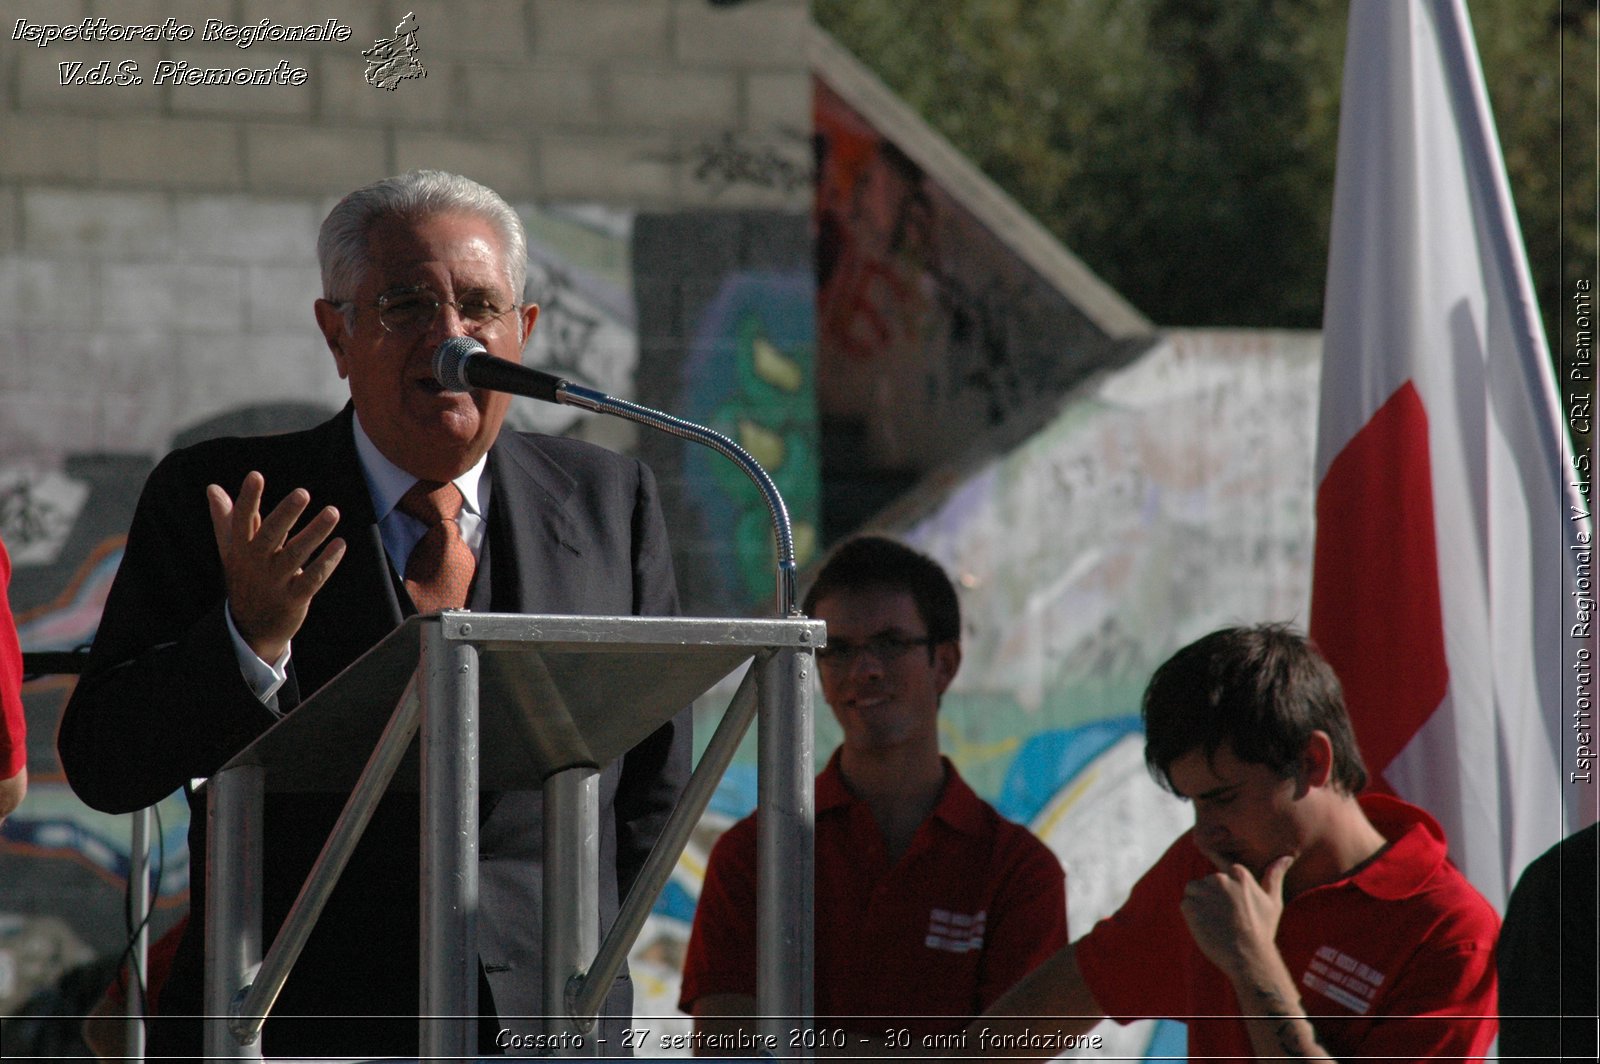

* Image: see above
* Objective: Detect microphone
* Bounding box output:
[431,335,801,615]
[432,336,567,405]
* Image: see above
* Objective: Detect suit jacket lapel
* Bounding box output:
[292,406,406,697]
[482,433,583,614]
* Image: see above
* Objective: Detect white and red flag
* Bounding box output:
[1311,0,1594,909]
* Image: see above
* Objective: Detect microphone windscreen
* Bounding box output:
[432,336,486,393]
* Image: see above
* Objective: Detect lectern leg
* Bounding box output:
[127,804,151,1064]
[545,767,601,1056]
[420,625,480,1062]
[204,764,264,1061]
[757,646,815,1053]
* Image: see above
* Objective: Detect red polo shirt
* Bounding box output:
[680,754,1066,1037]
[1076,794,1498,1060]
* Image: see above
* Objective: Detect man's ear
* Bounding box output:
[932,640,961,698]
[314,298,352,379]
[518,302,540,346]
[1296,730,1335,796]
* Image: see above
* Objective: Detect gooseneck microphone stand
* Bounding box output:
[434,335,801,617]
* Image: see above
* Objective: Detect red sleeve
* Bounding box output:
[975,827,1068,1012]
[1075,833,1206,1022]
[0,537,25,778]
[678,815,759,1012]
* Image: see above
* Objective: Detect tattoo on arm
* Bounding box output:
[1271,1017,1309,1057]
[1252,982,1312,1058]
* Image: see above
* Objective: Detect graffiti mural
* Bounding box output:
[813,78,1137,517]
[902,331,1320,1058]
[889,331,1320,822]
[633,212,820,618]
[678,271,820,608]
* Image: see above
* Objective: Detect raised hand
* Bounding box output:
[207,471,345,663]
[1180,852,1295,979]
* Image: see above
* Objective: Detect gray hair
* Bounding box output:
[317,170,528,307]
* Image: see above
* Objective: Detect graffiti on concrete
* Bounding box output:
[814,78,1121,480]
[688,129,812,195]
[678,271,820,605]
[0,472,90,567]
[511,206,639,437]
[528,263,604,378]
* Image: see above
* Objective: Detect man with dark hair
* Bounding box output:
[58,171,688,1059]
[800,533,963,646]
[1142,625,1369,796]
[680,536,1065,1049]
[972,624,1499,1062]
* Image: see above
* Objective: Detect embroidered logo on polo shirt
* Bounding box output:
[1302,945,1386,1015]
[925,909,986,953]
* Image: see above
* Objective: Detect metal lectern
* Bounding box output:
[200,610,820,1061]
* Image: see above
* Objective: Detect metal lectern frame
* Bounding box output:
[201,611,819,1061]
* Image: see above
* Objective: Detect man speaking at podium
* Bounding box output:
[58,170,689,1059]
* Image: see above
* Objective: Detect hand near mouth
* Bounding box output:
[1180,850,1296,980]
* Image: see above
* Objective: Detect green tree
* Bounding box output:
[815,0,1345,327]
[816,0,1594,456]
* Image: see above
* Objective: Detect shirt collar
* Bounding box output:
[351,411,487,520]
[1337,793,1450,901]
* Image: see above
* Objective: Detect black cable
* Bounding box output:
[112,797,168,1038]
[19,643,92,682]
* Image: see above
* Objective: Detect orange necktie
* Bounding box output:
[397,480,475,613]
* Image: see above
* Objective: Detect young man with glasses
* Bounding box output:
[679,536,1066,1051]
[58,171,688,1059]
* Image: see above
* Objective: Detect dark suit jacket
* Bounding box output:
[58,405,689,1058]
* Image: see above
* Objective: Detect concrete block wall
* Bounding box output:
[0,0,813,468]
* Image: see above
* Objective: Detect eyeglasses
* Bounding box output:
[341,286,521,336]
[815,634,937,668]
